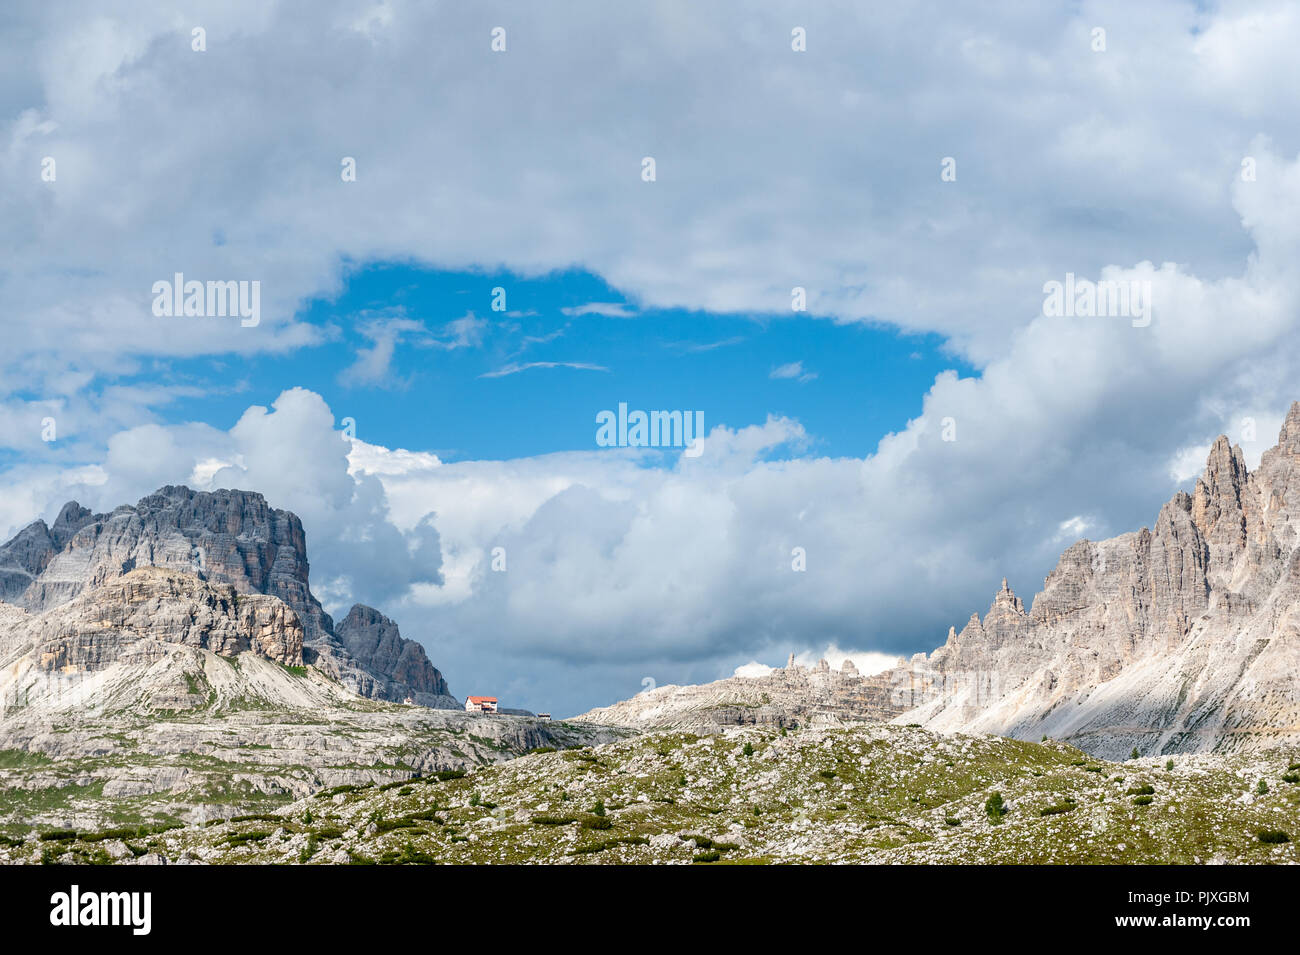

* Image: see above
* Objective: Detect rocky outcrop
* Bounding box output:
[0,485,456,708]
[575,657,907,732]
[894,404,1300,758]
[13,567,305,672]
[335,604,456,708]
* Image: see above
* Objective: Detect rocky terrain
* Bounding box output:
[10,723,1294,865]
[577,654,904,733]
[0,485,457,708]
[0,490,625,838]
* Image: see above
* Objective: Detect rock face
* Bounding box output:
[895,404,1300,758]
[575,657,907,732]
[335,604,451,706]
[18,567,304,672]
[0,485,457,709]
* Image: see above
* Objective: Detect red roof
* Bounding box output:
[467,696,498,703]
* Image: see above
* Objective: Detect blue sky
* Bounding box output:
[166,264,972,462]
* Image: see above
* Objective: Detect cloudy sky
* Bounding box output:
[4,1,1300,714]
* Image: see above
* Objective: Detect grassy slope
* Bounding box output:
[8,724,1298,865]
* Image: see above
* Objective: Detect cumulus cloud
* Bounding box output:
[6,1,1300,405]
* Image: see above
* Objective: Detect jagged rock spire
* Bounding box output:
[992,577,1025,615]
[1278,400,1300,453]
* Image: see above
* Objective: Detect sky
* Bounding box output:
[4,1,1300,714]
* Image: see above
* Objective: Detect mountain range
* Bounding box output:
[580,404,1300,761]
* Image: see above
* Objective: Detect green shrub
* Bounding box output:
[985,792,1007,822]
[1282,773,1300,784]
[1126,784,1155,796]
[944,817,962,827]
[317,784,364,798]
[1039,800,1077,816]
[692,850,721,863]
[530,815,576,826]
[1258,830,1290,844]
[592,799,606,817]
[1132,795,1154,806]
[38,829,77,842]
[377,844,439,865]
[1130,747,1140,760]
[299,832,318,863]
[742,742,754,757]
[580,815,612,831]
[1165,759,1175,771]
[1256,780,1268,795]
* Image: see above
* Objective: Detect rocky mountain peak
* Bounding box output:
[50,501,95,548]
[1277,400,1300,454]
[335,603,452,704]
[0,485,459,710]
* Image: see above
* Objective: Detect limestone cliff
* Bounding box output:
[897,403,1300,758]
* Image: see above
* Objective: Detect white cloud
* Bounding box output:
[559,303,637,318]
[1055,516,1094,541]
[342,316,425,387]
[770,361,817,383]
[478,361,609,378]
[6,1,1300,405]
